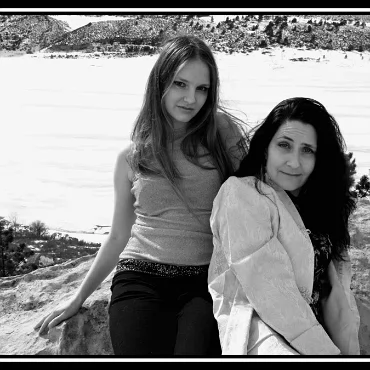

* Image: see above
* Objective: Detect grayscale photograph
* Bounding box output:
[0,10,369,359]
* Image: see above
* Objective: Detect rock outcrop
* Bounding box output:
[0,254,114,355]
[0,14,70,53]
[0,251,369,356]
[1,199,370,356]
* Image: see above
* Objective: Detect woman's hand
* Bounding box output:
[34,297,82,334]
[321,261,357,355]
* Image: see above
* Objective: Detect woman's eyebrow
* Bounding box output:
[277,135,316,149]
[303,142,317,149]
[277,135,293,142]
[176,76,210,87]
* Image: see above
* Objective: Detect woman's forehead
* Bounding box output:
[275,120,317,144]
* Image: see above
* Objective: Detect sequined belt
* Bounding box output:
[114,258,209,278]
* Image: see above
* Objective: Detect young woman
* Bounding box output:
[208,97,360,355]
[34,35,248,356]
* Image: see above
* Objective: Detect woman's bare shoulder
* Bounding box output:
[115,142,134,182]
[216,111,235,130]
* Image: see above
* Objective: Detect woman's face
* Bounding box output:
[266,120,317,196]
[163,58,210,129]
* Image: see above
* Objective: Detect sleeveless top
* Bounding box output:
[118,129,223,266]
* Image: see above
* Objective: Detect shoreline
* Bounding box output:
[12,194,370,241]
[2,46,370,65]
[48,229,109,244]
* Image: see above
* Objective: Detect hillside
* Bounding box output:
[0,14,70,53]
[1,14,370,56]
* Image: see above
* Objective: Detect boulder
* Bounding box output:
[0,242,369,356]
[357,297,370,356]
[0,254,114,355]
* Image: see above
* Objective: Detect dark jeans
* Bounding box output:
[108,270,221,356]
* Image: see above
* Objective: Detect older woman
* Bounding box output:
[208,97,360,355]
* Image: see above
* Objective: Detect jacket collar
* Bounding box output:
[265,177,309,236]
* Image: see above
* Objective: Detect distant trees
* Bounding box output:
[0,218,40,276]
[346,152,357,189]
[0,217,101,277]
[345,152,370,199]
[8,212,20,234]
[29,220,48,238]
[0,219,14,276]
[355,175,370,198]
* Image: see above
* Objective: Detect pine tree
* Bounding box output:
[345,152,357,189]
[355,175,370,198]
[0,220,14,277]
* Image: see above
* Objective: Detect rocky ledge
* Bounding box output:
[1,199,370,356]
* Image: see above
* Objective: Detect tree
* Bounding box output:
[29,220,48,238]
[355,175,370,198]
[345,152,357,189]
[8,212,20,235]
[0,220,14,277]
[0,222,35,276]
[264,21,274,37]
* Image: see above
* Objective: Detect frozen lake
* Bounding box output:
[1,48,370,232]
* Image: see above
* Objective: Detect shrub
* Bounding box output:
[355,175,370,198]
[29,220,48,238]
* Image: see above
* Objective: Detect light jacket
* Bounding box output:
[208,176,360,355]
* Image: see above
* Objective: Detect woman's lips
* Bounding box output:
[178,105,194,111]
[281,171,301,177]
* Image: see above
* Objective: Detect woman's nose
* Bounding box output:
[183,89,196,104]
[286,152,300,168]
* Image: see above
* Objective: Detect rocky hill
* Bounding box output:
[1,14,370,56]
[0,14,70,53]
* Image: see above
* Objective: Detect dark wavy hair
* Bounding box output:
[235,97,356,260]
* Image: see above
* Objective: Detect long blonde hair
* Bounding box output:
[129,34,247,208]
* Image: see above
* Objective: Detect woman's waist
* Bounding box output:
[121,232,213,266]
[129,225,213,249]
[134,213,212,233]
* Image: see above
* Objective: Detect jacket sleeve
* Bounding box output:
[211,177,340,355]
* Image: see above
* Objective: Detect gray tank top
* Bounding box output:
[119,134,222,266]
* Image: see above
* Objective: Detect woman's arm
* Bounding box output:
[34,144,136,333]
[210,176,340,355]
[321,261,360,355]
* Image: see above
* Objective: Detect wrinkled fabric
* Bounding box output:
[208,176,360,355]
[331,254,361,355]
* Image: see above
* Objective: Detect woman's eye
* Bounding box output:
[278,142,290,149]
[198,86,209,92]
[303,147,315,154]
[173,81,186,88]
